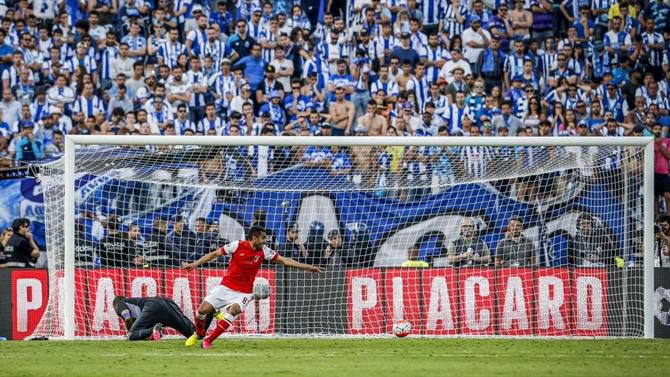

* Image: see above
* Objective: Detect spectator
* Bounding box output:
[495,216,538,267]
[446,217,491,267]
[655,214,670,267]
[144,217,173,267]
[463,15,491,73]
[12,122,44,163]
[0,89,21,128]
[99,217,133,268]
[193,217,217,261]
[207,220,229,247]
[322,229,349,267]
[568,213,619,267]
[0,227,13,268]
[492,100,523,135]
[167,215,197,264]
[279,222,308,262]
[5,218,40,268]
[305,220,327,266]
[74,219,96,268]
[654,123,670,215]
[401,239,430,267]
[329,84,355,136]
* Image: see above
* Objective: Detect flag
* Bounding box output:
[318,0,326,23]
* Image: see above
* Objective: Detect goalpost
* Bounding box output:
[34,135,655,339]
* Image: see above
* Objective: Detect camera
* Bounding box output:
[655,224,661,234]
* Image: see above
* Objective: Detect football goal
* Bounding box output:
[33,135,655,339]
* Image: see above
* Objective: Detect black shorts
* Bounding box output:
[331,127,345,136]
[655,173,670,196]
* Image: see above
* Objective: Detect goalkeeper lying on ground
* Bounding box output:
[112,296,213,341]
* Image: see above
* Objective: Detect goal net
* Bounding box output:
[33,136,654,339]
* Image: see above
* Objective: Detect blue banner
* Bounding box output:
[0,179,46,249]
[0,168,628,267]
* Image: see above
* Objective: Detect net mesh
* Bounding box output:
[33,140,647,338]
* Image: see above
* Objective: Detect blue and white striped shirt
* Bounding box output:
[158,41,186,69]
[441,4,467,39]
[99,45,119,81]
[407,76,430,110]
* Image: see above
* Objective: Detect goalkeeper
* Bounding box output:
[112,296,213,341]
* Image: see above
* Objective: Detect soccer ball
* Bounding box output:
[392,320,412,337]
[253,279,270,300]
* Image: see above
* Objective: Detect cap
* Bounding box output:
[221,58,231,65]
[577,121,588,127]
[41,112,51,120]
[328,229,341,238]
[321,122,331,129]
[270,90,281,98]
[266,65,276,73]
[400,32,410,39]
[49,106,62,115]
[288,223,299,231]
[21,121,34,129]
[450,47,462,53]
[173,215,184,222]
[252,6,262,13]
[469,14,481,23]
[512,75,524,82]
[360,29,369,36]
[192,4,203,12]
[335,82,346,89]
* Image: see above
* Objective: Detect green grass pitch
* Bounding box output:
[2,338,669,377]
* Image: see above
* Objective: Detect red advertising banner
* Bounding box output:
[125,269,164,298]
[85,269,126,337]
[11,269,48,340]
[163,268,202,321]
[496,268,535,336]
[573,268,609,337]
[534,268,573,336]
[382,269,421,336]
[6,267,612,338]
[459,268,496,335]
[421,268,460,335]
[347,269,384,335]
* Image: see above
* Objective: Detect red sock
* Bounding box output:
[195,316,206,337]
[205,318,233,343]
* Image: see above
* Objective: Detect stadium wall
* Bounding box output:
[1,267,663,339]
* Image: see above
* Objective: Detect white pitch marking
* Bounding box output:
[96,352,670,360]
